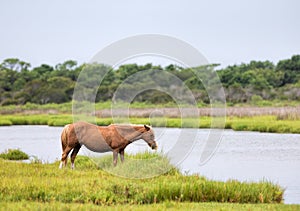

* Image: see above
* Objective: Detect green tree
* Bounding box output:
[0,58,31,72]
[276,55,300,84]
[31,64,54,80]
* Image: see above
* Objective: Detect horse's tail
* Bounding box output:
[61,124,71,151]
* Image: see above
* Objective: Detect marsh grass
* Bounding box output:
[0,153,284,205]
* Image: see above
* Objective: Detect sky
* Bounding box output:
[0,0,299,69]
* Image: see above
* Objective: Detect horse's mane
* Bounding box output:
[110,124,153,132]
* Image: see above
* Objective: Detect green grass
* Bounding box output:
[0,119,12,126]
[90,152,180,179]
[0,153,284,205]
[1,201,299,211]
[0,102,72,114]
[227,116,300,134]
[0,114,72,126]
[0,149,29,160]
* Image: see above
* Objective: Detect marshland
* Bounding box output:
[1,57,300,210]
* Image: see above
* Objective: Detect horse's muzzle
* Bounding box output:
[150,141,158,150]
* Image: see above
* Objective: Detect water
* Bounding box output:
[0,126,299,204]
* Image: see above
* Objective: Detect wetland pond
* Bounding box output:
[0,126,299,204]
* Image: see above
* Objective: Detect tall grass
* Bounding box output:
[0,154,284,205]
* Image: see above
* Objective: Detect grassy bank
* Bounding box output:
[0,153,284,206]
[0,114,299,133]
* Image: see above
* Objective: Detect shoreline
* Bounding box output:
[0,114,299,134]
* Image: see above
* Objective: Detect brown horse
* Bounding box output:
[59,121,157,169]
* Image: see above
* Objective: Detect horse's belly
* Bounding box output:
[84,142,112,153]
[77,127,113,153]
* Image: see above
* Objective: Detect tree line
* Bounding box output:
[0,55,299,105]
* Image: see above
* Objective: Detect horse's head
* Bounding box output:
[141,125,158,150]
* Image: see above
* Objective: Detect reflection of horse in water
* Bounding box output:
[59,121,157,169]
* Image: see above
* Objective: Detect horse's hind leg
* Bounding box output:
[59,125,69,169]
[70,144,81,169]
[60,146,73,169]
[59,143,67,168]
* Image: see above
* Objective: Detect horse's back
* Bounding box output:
[71,121,112,152]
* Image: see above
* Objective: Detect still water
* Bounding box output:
[0,126,299,204]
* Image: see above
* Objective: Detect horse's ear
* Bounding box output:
[144,125,150,131]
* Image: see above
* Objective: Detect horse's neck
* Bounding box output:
[113,125,144,142]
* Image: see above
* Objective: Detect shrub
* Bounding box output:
[0,149,29,160]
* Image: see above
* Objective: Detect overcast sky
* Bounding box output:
[0,0,299,68]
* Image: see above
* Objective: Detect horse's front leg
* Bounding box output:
[120,149,125,163]
[113,150,118,166]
